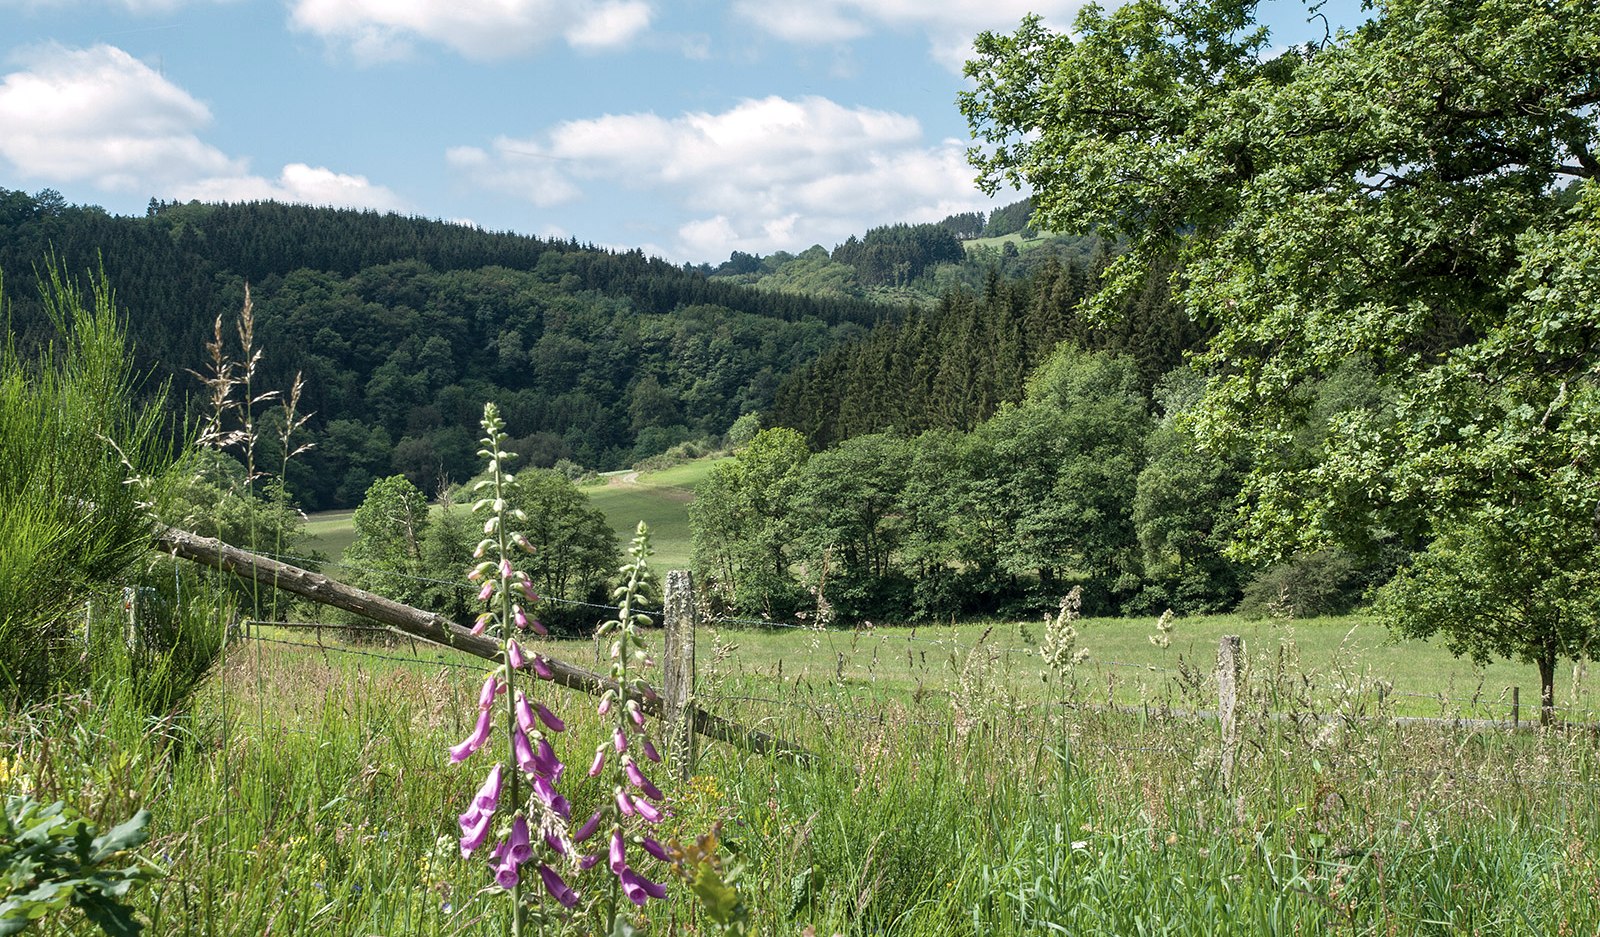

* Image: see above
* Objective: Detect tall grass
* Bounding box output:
[0,264,173,702]
[7,622,1599,935]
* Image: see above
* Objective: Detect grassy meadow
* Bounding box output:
[53,456,1588,934]
[8,604,1600,936]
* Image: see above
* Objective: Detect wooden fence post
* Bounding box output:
[1511,686,1520,729]
[1218,635,1243,792]
[662,570,698,783]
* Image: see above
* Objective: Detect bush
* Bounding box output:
[0,266,173,703]
[1237,550,1363,619]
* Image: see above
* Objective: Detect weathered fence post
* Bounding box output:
[1218,635,1243,792]
[662,570,698,782]
[1511,686,1520,729]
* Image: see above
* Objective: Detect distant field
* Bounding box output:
[303,456,724,574]
[301,509,356,559]
[964,230,1055,252]
[584,456,725,572]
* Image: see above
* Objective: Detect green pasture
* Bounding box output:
[11,606,1600,936]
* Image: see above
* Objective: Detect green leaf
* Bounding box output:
[90,811,150,863]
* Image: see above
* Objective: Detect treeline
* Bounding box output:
[0,190,906,509]
[693,346,1393,624]
[769,255,1199,448]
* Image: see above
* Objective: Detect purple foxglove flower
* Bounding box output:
[500,558,513,579]
[634,798,663,823]
[514,691,537,735]
[598,695,613,716]
[478,582,494,603]
[530,654,553,679]
[508,639,525,670]
[620,866,668,902]
[470,617,488,635]
[494,858,519,890]
[544,832,566,856]
[534,737,563,781]
[626,761,663,802]
[588,747,606,777]
[620,863,652,901]
[513,725,537,775]
[613,727,627,754]
[535,702,565,733]
[477,675,500,711]
[615,789,635,817]
[640,737,662,763]
[538,864,579,908]
[513,605,528,631]
[573,809,604,843]
[609,829,626,873]
[474,763,504,811]
[630,705,645,728]
[532,774,569,818]
[529,618,548,636]
[459,807,493,857]
[449,707,494,763]
[521,581,538,602]
[580,852,602,870]
[640,837,671,862]
[509,815,532,864]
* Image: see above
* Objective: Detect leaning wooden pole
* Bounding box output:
[156,526,812,764]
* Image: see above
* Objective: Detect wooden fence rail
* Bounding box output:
[155,526,812,765]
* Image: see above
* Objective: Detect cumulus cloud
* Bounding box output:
[732,0,1086,69]
[450,95,1002,261]
[0,44,240,189]
[0,43,407,212]
[289,0,653,62]
[172,163,408,211]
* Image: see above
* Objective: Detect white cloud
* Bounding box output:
[289,0,653,62]
[0,0,227,11]
[0,44,240,189]
[451,95,1003,261]
[732,0,1088,70]
[0,43,407,212]
[172,163,408,211]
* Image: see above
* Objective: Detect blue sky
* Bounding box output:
[0,0,1360,265]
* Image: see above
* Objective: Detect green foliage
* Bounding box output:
[963,0,1600,693]
[689,428,811,617]
[0,196,901,510]
[509,468,620,630]
[343,475,432,607]
[0,266,171,701]
[0,798,158,936]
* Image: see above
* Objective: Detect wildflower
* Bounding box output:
[458,763,503,856]
[476,674,501,710]
[449,707,494,763]
[513,605,529,631]
[639,837,670,862]
[534,701,565,733]
[508,815,531,864]
[512,725,538,775]
[640,737,661,763]
[537,864,579,908]
[478,582,494,603]
[588,747,606,777]
[619,866,668,905]
[508,639,525,670]
[530,655,554,680]
[613,727,627,753]
[625,760,663,801]
[573,809,604,843]
[514,691,537,735]
[609,829,627,873]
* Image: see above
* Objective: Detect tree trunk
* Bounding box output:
[1538,652,1556,726]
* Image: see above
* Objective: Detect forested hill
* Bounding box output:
[0,191,905,510]
[768,254,1198,449]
